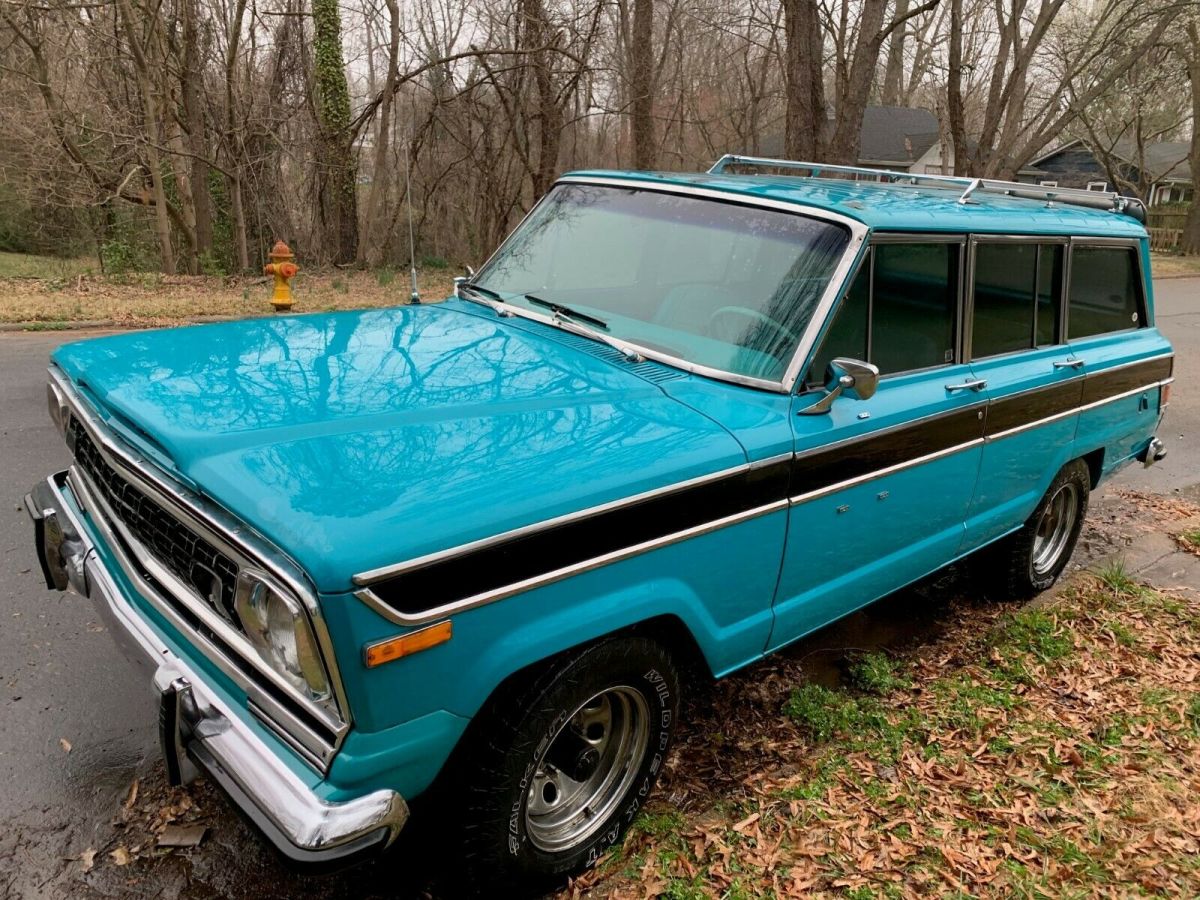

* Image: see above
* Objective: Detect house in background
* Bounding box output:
[1030,139,1192,206]
[754,106,1044,182]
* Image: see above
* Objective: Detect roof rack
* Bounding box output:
[708,154,1147,223]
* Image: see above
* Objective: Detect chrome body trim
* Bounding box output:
[353,455,791,586]
[1078,351,1173,376]
[469,175,870,395]
[69,467,335,769]
[28,472,408,855]
[787,439,985,505]
[793,401,986,462]
[354,499,789,627]
[49,366,350,767]
[984,375,1171,442]
[985,406,1081,442]
[351,361,1170,627]
[1076,380,1171,415]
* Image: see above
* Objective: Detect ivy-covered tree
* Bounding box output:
[312,0,358,264]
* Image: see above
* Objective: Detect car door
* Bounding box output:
[768,237,987,652]
[961,237,1085,549]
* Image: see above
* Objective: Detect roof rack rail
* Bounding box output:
[708,154,1147,224]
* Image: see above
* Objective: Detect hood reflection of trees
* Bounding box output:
[89,307,724,529]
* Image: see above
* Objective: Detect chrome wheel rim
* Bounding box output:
[1032,483,1079,576]
[525,686,650,853]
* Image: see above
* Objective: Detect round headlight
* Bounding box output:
[235,571,330,702]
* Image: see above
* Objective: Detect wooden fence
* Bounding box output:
[1147,209,1188,252]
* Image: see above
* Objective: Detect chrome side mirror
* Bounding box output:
[798,357,879,415]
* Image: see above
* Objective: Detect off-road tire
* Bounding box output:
[972,458,1091,600]
[448,636,680,895]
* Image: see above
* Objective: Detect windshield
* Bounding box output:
[473,183,851,382]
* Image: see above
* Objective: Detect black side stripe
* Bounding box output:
[790,404,985,495]
[1081,355,1173,406]
[985,378,1083,437]
[362,354,1172,617]
[366,460,791,615]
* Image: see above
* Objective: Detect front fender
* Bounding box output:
[317,508,786,796]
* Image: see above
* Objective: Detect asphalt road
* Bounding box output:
[0,277,1195,897]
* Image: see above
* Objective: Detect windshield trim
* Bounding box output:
[471,175,870,393]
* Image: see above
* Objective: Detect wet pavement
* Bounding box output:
[0,277,1195,898]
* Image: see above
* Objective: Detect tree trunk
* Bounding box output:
[880,0,909,107]
[115,0,175,273]
[357,0,401,265]
[783,0,824,159]
[525,0,563,193]
[946,0,967,175]
[1182,26,1200,255]
[825,0,889,163]
[630,0,655,169]
[181,0,213,265]
[312,0,358,263]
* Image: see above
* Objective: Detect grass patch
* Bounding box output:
[0,251,92,279]
[0,254,458,324]
[845,651,911,695]
[990,607,1074,668]
[1096,559,1138,595]
[630,809,686,838]
[1150,252,1200,278]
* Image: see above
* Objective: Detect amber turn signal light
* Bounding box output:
[364,621,452,668]
[1161,382,1172,407]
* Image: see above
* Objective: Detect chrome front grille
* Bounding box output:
[70,419,241,620]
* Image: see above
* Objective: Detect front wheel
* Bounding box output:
[972,458,1091,599]
[452,636,680,893]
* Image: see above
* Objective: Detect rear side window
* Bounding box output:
[1068,246,1144,338]
[972,243,1037,357]
[871,243,958,374]
[971,242,1064,358]
[805,242,959,382]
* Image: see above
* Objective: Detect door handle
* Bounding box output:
[1053,359,1085,370]
[945,378,987,393]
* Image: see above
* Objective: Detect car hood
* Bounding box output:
[52,304,746,591]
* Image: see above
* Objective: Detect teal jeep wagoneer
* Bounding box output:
[27,157,1172,889]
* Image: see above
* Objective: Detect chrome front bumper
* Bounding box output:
[25,473,409,866]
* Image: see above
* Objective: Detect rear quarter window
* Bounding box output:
[1068,246,1145,339]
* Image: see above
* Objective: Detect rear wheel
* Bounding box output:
[972,459,1090,599]
[450,636,680,894]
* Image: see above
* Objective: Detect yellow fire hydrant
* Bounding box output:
[263,240,299,311]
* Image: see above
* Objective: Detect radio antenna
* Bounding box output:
[403,127,420,304]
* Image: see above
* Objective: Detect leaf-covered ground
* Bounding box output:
[570,566,1200,899]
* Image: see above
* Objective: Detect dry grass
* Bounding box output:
[569,566,1200,898]
[1149,253,1200,278]
[0,255,458,326]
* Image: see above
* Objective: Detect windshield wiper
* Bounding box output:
[456,281,511,316]
[524,294,609,330]
[520,295,644,363]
